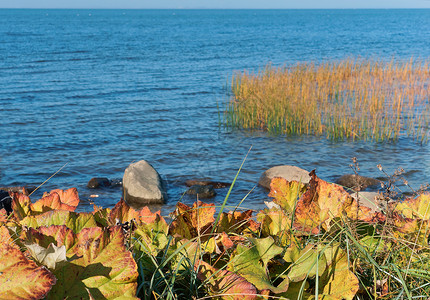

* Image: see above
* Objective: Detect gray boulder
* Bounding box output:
[350,191,385,212]
[258,165,311,189]
[122,160,167,206]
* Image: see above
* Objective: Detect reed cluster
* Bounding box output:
[225,58,430,142]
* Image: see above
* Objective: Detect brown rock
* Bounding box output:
[336,174,380,191]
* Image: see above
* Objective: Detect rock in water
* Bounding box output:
[122,160,167,206]
[336,174,380,191]
[0,190,12,214]
[186,185,216,198]
[258,165,311,189]
[87,177,111,189]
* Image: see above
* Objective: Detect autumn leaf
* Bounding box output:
[285,243,327,282]
[0,226,56,300]
[197,260,258,299]
[133,213,169,256]
[169,201,216,239]
[257,208,292,247]
[46,226,139,299]
[293,170,355,234]
[42,188,80,208]
[217,210,257,234]
[318,244,359,299]
[392,193,430,220]
[23,225,77,256]
[268,178,307,213]
[11,192,32,220]
[20,210,98,234]
[109,199,161,226]
[25,242,67,270]
[31,192,77,214]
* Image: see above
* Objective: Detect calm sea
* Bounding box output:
[1,9,430,213]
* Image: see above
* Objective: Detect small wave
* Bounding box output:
[181,91,211,95]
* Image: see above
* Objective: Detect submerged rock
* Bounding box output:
[185,179,231,189]
[258,165,311,189]
[122,160,167,206]
[336,174,380,191]
[186,185,216,198]
[87,177,111,189]
[0,186,36,195]
[0,190,12,214]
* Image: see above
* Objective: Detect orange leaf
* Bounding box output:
[31,192,77,213]
[293,170,355,234]
[43,188,80,208]
[109,199,163,225]
[11,192,31,220]
[169,201,216,239]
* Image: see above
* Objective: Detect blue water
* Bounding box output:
[1,9,430,213]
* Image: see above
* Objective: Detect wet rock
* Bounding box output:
[336,174,380,191]
[185,179,231,189]
[122,160,167,206]
[0,190,12,214]
[258,165,311,189]
[87,177,111,189]
[186,185,216,198]
[0,186,36,195]
[109,178,123,188]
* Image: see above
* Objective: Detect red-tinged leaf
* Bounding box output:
[0,209,8,224]
[218,232,234,250]
[31,192,76,214]
[109,199,162,226]
[293,170,355,234]
[46,226,139,299]
[169,201,216,239]
[133,214,169,256]
[43,188,79,208]
[197,260,258,300]
[392,193,430,220]
[92,206,111,227]
[23,226,76,256]
[0,226,56,300]
[268,177,307,213]
[11,192,31,220]
[20,210,98,234]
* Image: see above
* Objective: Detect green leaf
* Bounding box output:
[133,213,169,256]
[47,226,139,299]
[231,237,289,293]
[286,244,327,282]
[20,210,98,233]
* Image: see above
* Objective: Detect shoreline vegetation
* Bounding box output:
[2,167,430,299]
[224,57,430,142]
